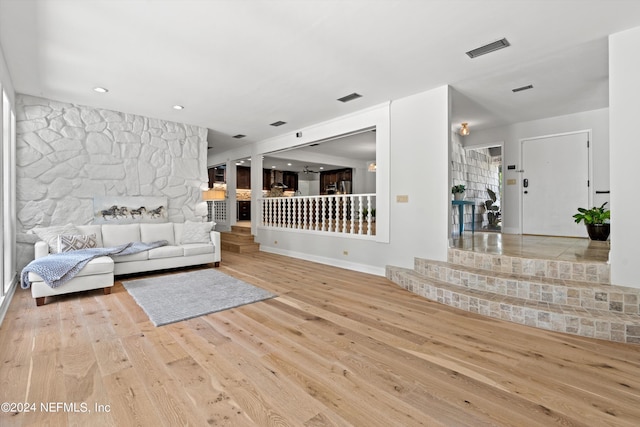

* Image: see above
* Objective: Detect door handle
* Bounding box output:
[523,178,529,188]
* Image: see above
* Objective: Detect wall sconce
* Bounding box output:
[202,189,226,221]
[459,122,470,136]
[367,161,377,172]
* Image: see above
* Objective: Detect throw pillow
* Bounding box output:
[140,222,175,245]
[32,223,82,254]
[180,220,213,244]
[58,234,98,253]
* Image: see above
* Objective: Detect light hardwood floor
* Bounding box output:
[1,250,639,426]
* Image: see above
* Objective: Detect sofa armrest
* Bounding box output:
[34,241,50,259]
[210,231,221,262]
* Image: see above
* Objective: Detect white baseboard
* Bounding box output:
[260,246,386,277]
[501,227,520,235]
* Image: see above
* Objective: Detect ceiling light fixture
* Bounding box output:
[173,105,184,110]
[232,134,246,139]
[337,92,362,103]
[270,121,287,127]
[367,162,377,172]
[466,38,510,58]
[459,123,470,136]
[93,87,108,93]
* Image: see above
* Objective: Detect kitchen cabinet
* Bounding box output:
[237,201,251,221]
[237,166,251,189]
[320,168,352,194]
[263,169,272,190]
[283,171,298,192]
[208,166,226,188]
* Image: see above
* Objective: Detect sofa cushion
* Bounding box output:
[148,245,184,260]
[182,243,214,256]
[28,256,114,282]
[76,224,104,247]
[58,234,98,253]
[140,223,175,245]
[112,251,149,262]
[31,223,81,254]
[102,224,141,247]
[180,220,213,244]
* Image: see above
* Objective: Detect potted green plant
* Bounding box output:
[572,202,610,241]
[451,184,466,201]
[484,188,501,230]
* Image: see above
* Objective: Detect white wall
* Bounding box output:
[212,86,451,275]
[462,108,609,234]
[0,41,16,325]
[609,26,640,288]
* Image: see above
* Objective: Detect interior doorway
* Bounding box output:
[463,145,503,232]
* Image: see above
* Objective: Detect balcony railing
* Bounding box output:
[259,194,376,238]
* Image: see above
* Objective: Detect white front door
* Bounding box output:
[522,131,590,237]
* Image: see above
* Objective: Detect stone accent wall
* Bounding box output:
[15,95,209,267]
[451,138,500,232]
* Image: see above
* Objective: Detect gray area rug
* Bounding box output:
[122,269,276,326]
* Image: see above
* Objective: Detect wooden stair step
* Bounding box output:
[221,241,260,253]
[221,232,257,244]
[220,228,260,253]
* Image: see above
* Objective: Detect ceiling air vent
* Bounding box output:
[270,121,287,127]
[337,92,362,103]
[466,38,510,58]
[232,134,246,139]
[512,84,534,93]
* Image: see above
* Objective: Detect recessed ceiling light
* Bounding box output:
[287,163,292,166]
[272,165,276,169]
[337,92,362,103]
[173,105,184,110]
[270,121,287,127]
[319,167,324,170]
[93,87,108,93]
[232,134,246,139]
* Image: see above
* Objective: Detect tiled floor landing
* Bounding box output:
[386,233,640,344]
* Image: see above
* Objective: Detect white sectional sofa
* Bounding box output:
[27,221,221,306]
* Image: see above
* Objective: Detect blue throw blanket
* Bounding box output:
[21,240,168,290]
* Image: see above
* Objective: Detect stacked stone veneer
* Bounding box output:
[450,137,500,232]
[386,250,640,344]
[15,95,209,268]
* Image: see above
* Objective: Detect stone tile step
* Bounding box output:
[415,259,640,316]
[447,248,610,284]
[386,265,640,345]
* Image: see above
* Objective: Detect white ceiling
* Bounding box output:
[1,0,639,157]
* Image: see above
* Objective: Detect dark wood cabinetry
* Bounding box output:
[283,171,298,192]
[263,169,298,191]
[238,201,251,221]
[320,168,352,194]
[237,166,251,189]
[263,169,272,190]
[208,166,226,188]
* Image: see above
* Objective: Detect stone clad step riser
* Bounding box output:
[386,266,640,344]
[416,260,640,316]
[448,248,610,284]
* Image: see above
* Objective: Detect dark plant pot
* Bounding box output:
[586,223,610,241]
